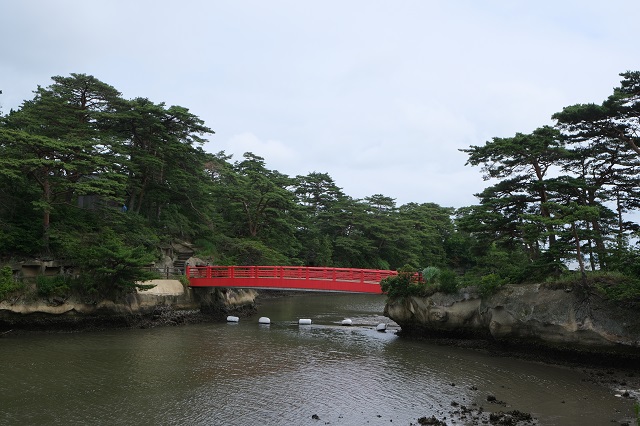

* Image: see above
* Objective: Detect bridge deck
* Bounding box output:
[186,266,396,294]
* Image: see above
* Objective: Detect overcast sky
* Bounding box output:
[2,1,638,208]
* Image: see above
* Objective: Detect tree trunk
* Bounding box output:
[43,178,51,253]
[616,190,626,252]
[571,223,587,287]
[532,160,557,252]
[586,191,607,270]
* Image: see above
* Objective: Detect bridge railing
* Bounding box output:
[186,265,397,284]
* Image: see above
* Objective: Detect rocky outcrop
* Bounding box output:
[0,279,257,331]
[384,283,640,357]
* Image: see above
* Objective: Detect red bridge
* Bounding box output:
[186,265,397,294]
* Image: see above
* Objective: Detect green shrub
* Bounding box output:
[63,229,158,298]
[193,238,218,258]
[477,273,508,297]
[422,266,441,283]
[543,271,640,304]
[0,266,22,300]
[36,275,71,297]
[592,273,640,303]
[381,265,427,298]
[437,269,458,294]
[178,275,190,288]
[381,266,462,298]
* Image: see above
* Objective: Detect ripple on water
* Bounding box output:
[0,294,636,426]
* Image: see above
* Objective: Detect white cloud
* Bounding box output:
[211,132,299,173]
[2,0,640,208]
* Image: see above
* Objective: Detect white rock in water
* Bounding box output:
[341,319,353,326]
[376,323,387,332]
[258,317,271,324]
[226,316,240,322]
[298,318,312,325]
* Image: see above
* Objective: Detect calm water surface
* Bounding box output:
[0,293,635,425]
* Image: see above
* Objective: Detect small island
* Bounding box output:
[1,71,639,363]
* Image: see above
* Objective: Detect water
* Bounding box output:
[0,293,636,425]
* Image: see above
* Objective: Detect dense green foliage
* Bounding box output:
[380,265,460,297]
[36,275,71,298]
[457,71,640,296]
[0,266,21,300]
[0,74,458,298]
[1,72,639,301]
[380,266,425,298]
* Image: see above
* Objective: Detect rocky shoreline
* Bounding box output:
[384,283,640,424]
[0,279,258,335]
[0,288,310,336]
[384,283,640,363]
[0,304,258,336]
[405,366,640,426]
[393,335,640,426]
[399,331,640,390]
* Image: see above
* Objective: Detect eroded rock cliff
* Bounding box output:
[0,279,257,331]
[384,283,640,357]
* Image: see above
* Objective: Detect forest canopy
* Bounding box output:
[1,72,639,298]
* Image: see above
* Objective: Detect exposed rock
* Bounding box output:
[416,415,447,425]
[0,279,257,332]
[384,284,640,360]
